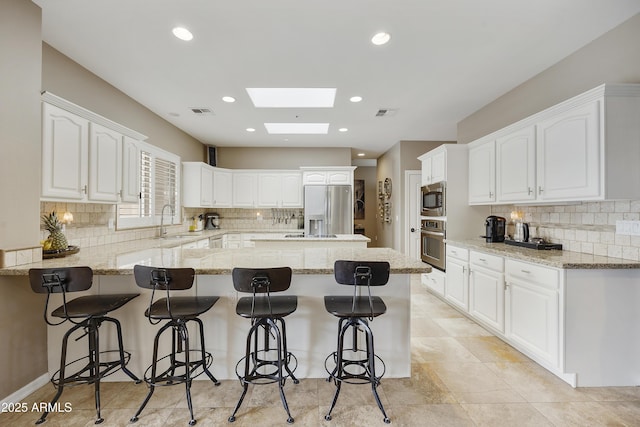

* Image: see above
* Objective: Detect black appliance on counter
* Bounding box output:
[484,216,506,243]
[204,213,220,230]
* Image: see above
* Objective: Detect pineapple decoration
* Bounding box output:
[42,211,69,251]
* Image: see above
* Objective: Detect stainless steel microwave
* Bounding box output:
[421,181,445,217]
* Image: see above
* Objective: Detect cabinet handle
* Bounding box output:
[527,187,532,195]
[521,269,531,274]
[479,258,486,262]
[489,192,493,198]
[82,185,87,194]
[451,250,457,255]
[538,186,543,194]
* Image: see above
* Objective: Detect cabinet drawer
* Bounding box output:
[422,270,445,297]
[470,251,504,272]
[506,259,559,289]
[447,245,469,261]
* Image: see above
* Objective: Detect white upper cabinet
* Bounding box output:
[419,147,446,185]
[121,136,140,203]
[182,162,213,207]
[233,171,258,208]
[41,94,148,203]
[468,84,640,205]
[536,101,601,201]
[88,123,122,202]
[301,167,356,186]
[496,125,536,202]
[257,171,302,208]
[212,168,232,207]
[42,103,89,200]
[468,140,496,204]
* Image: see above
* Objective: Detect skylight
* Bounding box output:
[246,88,336,108]
[264,123,329,134]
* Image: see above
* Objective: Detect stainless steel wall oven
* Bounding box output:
[421,219,446,271]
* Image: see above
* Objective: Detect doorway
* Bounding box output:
[404,170,421,260]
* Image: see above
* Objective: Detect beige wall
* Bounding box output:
[216,147,351,169]
[376,141,452,250]
[0,0,47,400]
[42,44,205,161]
[457,13,640,144]
[354,166,378,246]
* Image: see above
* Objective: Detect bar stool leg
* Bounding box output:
[228,321,257,423]
[269,319,294,424]
[130,322,172,423]
[90,321,104,424]
[108,316,141,383]
[360,320,389,424]
[277,318,299,384]
[324,319,350,421]
[194,318,219,386]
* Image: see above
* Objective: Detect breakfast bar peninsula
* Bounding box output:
[1,241,428,381]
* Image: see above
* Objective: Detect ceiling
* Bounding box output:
[34,0,640,159]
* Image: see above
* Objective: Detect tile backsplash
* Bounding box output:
[39,202,304,250]
[492,200,640,261]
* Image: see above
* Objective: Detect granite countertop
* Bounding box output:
[0,232,428,276]
[447,238,640,269]
[251,233,371,242]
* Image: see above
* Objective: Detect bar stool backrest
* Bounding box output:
[232,267,292,294]
[334,261,390,287]
[133,265,195,290]
[29,267,93,294]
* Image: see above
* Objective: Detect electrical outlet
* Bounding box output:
[615,220,640,236]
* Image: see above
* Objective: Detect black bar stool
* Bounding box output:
[323,260,391,424]
[28,266,140,425]
[228,267,299,424]
[130,265,220,426]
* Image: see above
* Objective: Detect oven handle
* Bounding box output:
[421,230,445,238]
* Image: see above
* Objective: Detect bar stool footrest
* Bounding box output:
[143,350,213,386]
[235,350,298,385]
[324,349,386,385]
[50,350,132,388]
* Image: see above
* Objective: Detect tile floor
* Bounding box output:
[2,276,639,426]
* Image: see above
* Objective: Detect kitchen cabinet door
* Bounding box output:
[121,136,140,203]
[200,165,214,206]
[257,173,281,207]
[41,103,89,200]
[88,122,122,202]
[469,265,505,333]
[536,100,601,201]
[419,148,446,185]
[505,276,559,366]
[422,269,445,297]
[496,126,536,202]
[445,257,468,311]
[468,140,496,204]
[280,172,302,207]
[212,168,232,207]
[233,172,257,207]
[182,162,213,207]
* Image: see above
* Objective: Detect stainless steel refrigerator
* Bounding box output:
[304,185,352,236]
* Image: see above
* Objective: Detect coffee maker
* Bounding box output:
[484,216,506,243]
[204,213,220,230]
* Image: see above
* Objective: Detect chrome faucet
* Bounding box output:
[160,204,175,237]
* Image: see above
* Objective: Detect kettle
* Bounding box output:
[484,216,506,243]
[514,222,530,242]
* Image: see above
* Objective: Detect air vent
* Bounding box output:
[190,108,214,115]
[375,108,397,117]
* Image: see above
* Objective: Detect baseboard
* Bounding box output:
[0,374,49,406]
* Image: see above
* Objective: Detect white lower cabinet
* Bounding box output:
[469,251,504,333]
[505,259,560,367]
[445,245,469,311]
[422,268,445,297]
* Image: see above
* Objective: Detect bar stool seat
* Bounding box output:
[130,265,220,426]
[29,267,140,425]
[228,267,299,424]
[323,260,391,424]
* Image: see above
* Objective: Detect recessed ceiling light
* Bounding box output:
[371,32,391,45]
[247,88,336,108]
[357,153,365,157]
[338,128,348,132]
[222,96,236,103]
[172,27,194,41]
[246,128,256,132]
[350,96,363,103]
[264,123,329,134]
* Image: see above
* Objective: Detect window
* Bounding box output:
[117,141,180,229]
